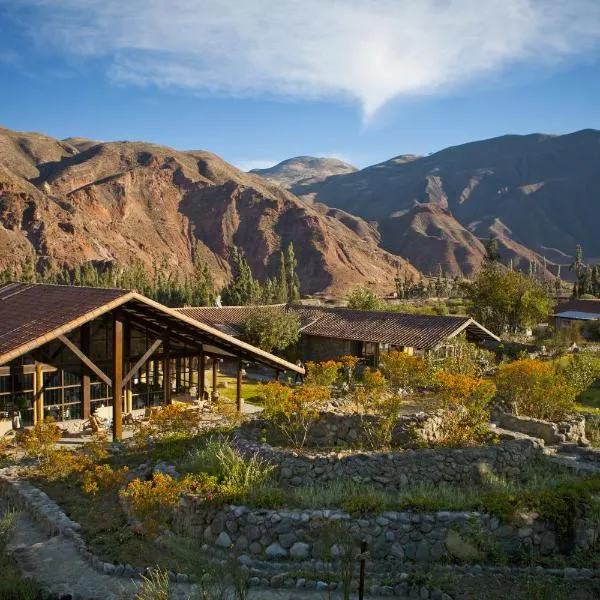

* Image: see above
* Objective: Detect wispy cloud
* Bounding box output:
[6,0,600,118]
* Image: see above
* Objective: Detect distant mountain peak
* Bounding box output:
[251,155,357,188]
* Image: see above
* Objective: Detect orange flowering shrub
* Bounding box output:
[430,372,497,448]
[82,464,129,496]
[340,355,360,370]
[260,381,329,447]
[305,360,341,387]
[495,359,576,421]
[147,403,201,437]
[380,351,431,390]
[120,472,217,535]
[16,419,62,461]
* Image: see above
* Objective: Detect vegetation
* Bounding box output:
[345,286,382,310]
[495,359,577,421]
[464,260,553,333]
[570,244,600,298]
[241,307,301,353]
[221,243,301,306]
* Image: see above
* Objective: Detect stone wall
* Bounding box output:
[235,435,543,489]
[492,410,588,446]
[174,501,599,564]
[242,410,447,449]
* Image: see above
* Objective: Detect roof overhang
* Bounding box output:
[554,311,600,321]
[446,318,501,344]
[0,292,303,374]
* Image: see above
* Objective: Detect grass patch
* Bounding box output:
[214,374,267,405]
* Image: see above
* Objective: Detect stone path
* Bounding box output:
[1,501,378,600]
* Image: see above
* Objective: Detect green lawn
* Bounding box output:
[213,373,268,405]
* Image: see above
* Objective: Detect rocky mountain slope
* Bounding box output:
[251,156,357,188]
[0,126,418,295]
[290,130,600,275]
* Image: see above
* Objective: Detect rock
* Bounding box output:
[540,531,556,555]
[415,539,430,561]
[216,531,232,548]
[316,581,329,591]
[265,542,288,558]
[445,529,482,561]
[290,542,310,559]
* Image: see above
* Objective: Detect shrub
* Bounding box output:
[346,287,382,310]
[380,351,431,391]
[559,353,600,396]
[304,360,341,387]
[15,419,61,461]
[135,567,170,600]
[260,381,329,447]
[432,373,497,447]
[245,485,287,509]
[342,493,385,516]
[81,464,129,496]
[495,359,576,421]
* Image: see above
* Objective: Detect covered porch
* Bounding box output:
[0,283,302,439]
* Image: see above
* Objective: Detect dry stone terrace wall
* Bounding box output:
[241,411,447,449]
[174,501,600,564]
[235,435,543,489]
[491,410,588,446]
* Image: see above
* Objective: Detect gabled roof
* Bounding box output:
[176,304,499,350]
[0,283,302,373]
[553,298,600,316]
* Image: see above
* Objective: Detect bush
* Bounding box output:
[304,360,341,387]
[81,464,129,496]
[559,354,600,396]
[259,381,329,447]
[242,307,301,353]
[15,419,61,461]
[495,359,576,421]
[430,373,497,447]
[380,351,431,391]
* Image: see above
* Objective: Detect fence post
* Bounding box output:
[358,540,367,600]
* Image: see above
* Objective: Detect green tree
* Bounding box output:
[221,247,261,306]
[275,251,288,304]
[346,287,382,310]
[284,242,301,302]
[464,263,552,333]
[484,236,501,264]
[242,308,301,353]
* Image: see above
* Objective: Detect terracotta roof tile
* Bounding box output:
[0,282,129,358]
[177,305,499,350]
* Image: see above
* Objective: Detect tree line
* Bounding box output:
[0,242,301,308]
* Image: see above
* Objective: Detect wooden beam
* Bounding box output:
[81,323,91,419]
[58,335,112,386]
[236,359,243,414]
[112,314,123,440]
[34,362,44,425]
[122,339,162,389]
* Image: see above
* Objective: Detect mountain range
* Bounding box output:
[0,126,416,296]
[1,125,598,296]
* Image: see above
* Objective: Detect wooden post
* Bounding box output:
[34,362,44,425]
[112,314,123,441]
[236,359,243,414]
[212,358,218,394]
[358,541,367,600]
[175,357,181,393]
[163,336,171,405]
[81,323,91,419]
[198,350,205,400]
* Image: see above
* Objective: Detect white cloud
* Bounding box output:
[7,0,600,118]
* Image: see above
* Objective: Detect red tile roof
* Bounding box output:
[176,304,499,350]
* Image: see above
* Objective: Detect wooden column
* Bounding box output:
[236,359,243,414]
[211,358,218,395]
[34,362,44,425]
[81,323,91,419]
[175,357,181,393]
[198,350,205,400]
[163,336,171,405]
[112,314,123,441]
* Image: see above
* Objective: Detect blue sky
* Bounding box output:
[2,1,600,170]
